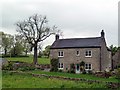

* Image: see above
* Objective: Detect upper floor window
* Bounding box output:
[85,50,92,57]
[58,51,64,57]
[76,51,80,56]
[85,64,92,70]
[58,63,64,69]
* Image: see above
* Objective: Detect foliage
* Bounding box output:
[50,58,59,72]
[43,45,51,58]
[16,14,57,64]
[80,61,85,66]
[23,40,31,56]
[10,41,24,56]
[79,61,85,73]
[109,45,119,56]
[17,66,35,71]
[1,32,13,55]
[116,68,120,79]
[87,70,93,75]
[2,62,13,70]
[70,63,75,73]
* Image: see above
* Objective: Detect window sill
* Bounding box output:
[58,56,64,58]
[58,68,63,70]
[85,69,92,71]
[85,56,92,58]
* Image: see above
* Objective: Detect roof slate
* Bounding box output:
[50,37,103,49]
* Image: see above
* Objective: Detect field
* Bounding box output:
[5,57,50,64]
[2,57,119,88]
[2,71,106,88]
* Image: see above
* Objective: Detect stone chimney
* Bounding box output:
[55,34,59,41]
[101,30,105,38]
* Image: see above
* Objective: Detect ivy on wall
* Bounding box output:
[50,58,59,72]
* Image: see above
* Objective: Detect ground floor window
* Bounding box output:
[85,63,92,70]
[58,63,64,69]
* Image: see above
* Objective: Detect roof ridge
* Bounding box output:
[59,37,101,40]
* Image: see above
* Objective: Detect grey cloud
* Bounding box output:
[1,0,119,46]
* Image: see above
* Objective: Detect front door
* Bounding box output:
[75,64,80,74]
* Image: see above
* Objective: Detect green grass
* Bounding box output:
[5,57,50,64]
[2,71,106,88]
[28,70,119,83]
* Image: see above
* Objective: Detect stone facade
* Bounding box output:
[50,30,112,73]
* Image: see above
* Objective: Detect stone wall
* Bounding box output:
[50,48,101,72]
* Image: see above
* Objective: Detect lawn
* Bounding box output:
[5,57,50,64]
[28,70,119,83]
[2,71,106,88]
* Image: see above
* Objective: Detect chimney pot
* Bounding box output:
[101,30,105,38]
[55,34,59,40]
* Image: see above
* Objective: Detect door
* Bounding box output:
[75,64,80,74]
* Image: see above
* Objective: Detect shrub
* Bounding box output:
[87,70,93,74]
[2,62,13,70]
[70,63,75,73]
[79,61,85,73]
[17,66,35,71]
[58,69,63,72]
[82,70,86,74]
[50,58,59,72]
[116,68,120,79]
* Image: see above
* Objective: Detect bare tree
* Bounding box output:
[16,14,57,64]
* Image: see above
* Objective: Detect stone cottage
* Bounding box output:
[50,30,112,73]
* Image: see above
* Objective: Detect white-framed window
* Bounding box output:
[58,63,64,69]
[76,50,80,56]
[58,51,64,57]
[85,64,92,70]
[85,50,92,57]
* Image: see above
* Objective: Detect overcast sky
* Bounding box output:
[0,0,119,48]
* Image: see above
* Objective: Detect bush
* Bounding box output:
[50,58,59,72]
[17,66,35,71]
[58,69,63,72]
[87,70,93,74]
[116,68,120,79]
[70,63,75,73]
[2,61,35,71]
[82,70,86,74]
[2,62,13,70]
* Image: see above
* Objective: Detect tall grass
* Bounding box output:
[2,71,106,88]
[29,70,118,83]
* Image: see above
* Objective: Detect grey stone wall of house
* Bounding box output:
[50,48,101,72]
[100,38,112,71]
[113,50,120,68]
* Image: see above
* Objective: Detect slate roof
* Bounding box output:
[50,37,103,49]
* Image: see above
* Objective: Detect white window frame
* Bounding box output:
[58,51,64,57]
[85,64,92,70]
[58,63,64,69]
[85,50,92,57]
[76,50,80,56]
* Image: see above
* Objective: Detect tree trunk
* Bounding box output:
[4,47,7,55]
[25,50,27,56]
[13,46,16,56]
[33,43,38,64]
